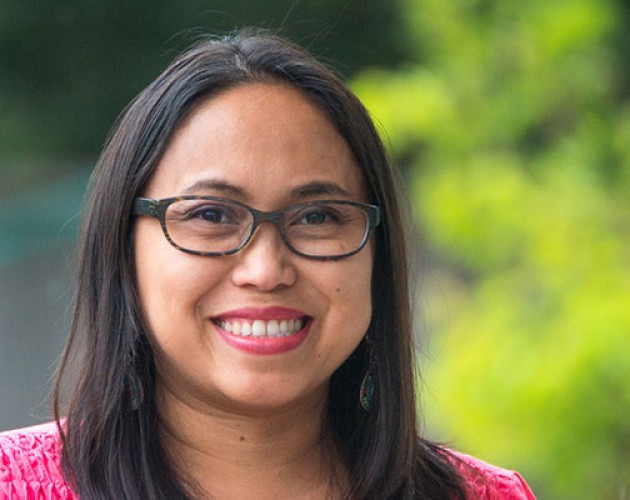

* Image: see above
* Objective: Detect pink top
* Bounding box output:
[0,421,535,499]
[0,422,75,499]
[449,450,536,499]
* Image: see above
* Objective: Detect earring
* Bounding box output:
[126,369,144,411]
[359,369,375,411]
[359,337,376,411]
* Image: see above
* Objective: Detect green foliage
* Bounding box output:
[354,0,630,498]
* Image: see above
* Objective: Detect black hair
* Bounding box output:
[53,31,467,499]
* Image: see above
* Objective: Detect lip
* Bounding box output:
[212,307,312,355]
[213,307,309,321]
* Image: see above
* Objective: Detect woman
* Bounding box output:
[0,32,535,499]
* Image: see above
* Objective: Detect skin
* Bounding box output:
[134,83,374,498]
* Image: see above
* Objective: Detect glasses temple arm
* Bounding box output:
[132,197,157,217]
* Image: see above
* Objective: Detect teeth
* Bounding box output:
[252,320,265,337]
[242,322,251,336]
[217,318,305,338]
[267,320,279,336]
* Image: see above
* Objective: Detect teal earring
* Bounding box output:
[359,337,376,411]
[126,369,144,411]
[359,369,375,411]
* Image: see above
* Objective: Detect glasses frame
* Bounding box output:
[132,196,381,260]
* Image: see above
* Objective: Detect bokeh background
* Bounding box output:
[1,1,628,498]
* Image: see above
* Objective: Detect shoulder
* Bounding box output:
[0,421,76,499]
[447,450,537,500]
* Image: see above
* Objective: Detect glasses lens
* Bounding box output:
[165,199,252,254]
[284,202,369,257]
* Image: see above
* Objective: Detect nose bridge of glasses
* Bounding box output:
[248,208,288,244]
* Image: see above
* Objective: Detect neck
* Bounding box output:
[157,382,346,499]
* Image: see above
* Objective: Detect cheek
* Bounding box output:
[324,251,374,334]
[336,268,371,308]
[133,221,224,334]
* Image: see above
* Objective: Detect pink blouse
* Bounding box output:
[450,450,536,499]
[0,423,75,499]
[1,421,535,499]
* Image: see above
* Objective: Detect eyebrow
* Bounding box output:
[182,179,246,198]
[181,179,350,200]
[289,181,350,199]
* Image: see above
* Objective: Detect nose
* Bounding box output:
[229,223,297,291]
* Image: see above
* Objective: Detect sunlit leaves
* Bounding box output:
[353,0,629,498]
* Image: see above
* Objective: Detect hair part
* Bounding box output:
[53,30,466,499]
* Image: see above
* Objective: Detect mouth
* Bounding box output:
[211,308,312,355]
[213,317,309,338]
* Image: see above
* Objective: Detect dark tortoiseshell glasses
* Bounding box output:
[132,196,380,260]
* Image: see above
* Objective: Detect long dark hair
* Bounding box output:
[53,31,466,499]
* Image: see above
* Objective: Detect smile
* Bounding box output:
[211,307,312,355]
[215,318,307,338]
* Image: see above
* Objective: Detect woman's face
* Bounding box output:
[134,83,373,414]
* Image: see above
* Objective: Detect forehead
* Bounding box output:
[144,83,368,204]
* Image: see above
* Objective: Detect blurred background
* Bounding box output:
[1,0,628,498]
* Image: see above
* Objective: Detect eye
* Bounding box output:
[293,206,342,225]
[302,211,327,225]
[184,203,239,224]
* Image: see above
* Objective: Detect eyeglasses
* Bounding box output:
[132,196,380,260]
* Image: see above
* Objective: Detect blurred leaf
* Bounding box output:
[355,0,630,497]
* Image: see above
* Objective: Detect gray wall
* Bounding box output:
[0,172,85,431]
[0,247,74,431]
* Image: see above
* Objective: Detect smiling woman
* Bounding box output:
[0,31,536,499]
[133,83,375,420]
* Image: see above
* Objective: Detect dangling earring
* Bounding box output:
[360,370,375,411]
[359,338,376,411]
[126,368,144,411]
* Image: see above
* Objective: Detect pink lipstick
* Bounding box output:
[212,307,312,355]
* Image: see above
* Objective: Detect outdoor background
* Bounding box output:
[1,1,629,498]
